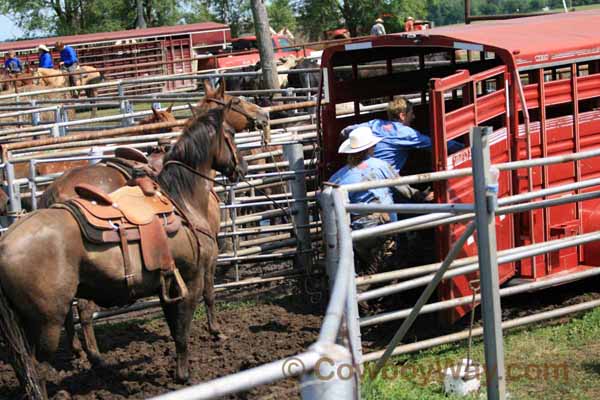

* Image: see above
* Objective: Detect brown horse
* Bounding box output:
[0,106,247,399]
[35,82,266,366]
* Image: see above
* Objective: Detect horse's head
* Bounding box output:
[197,79,269,132]
[183,106,248,183]
[139,104,176,125]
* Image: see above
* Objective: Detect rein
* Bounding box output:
[162,160,292,220]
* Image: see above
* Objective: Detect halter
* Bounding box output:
[205,97,262,129]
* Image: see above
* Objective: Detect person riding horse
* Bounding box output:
[55,41,79,93]
[37,44,54,68]
[3,50,23,76]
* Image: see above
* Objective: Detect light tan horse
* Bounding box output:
[35,66,102,88]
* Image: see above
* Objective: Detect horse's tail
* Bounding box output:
[0,278,45,398]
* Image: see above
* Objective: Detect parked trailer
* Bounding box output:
[0,22,231,92]
[318,9,600,322]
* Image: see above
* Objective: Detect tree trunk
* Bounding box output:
[136,0,147,29]
[250,0,279,89]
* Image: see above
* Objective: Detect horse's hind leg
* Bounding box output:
[64,303,85,359]
[77,299,104,367]
[34,321,66,399]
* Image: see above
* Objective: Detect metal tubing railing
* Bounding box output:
[360,266,600,327]
[357,230,600,302]
[342,146,600,193]
[361,299,600,362]
[151,350,322,400]
[370,222,476,377]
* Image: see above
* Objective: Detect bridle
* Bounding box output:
[204,96,263,130]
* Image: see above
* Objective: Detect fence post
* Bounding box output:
[53,107,63,137]
[60,105,69,136]
[229,185,240,281]
[283,141,313,274]
[320,186,339,287]
[30,100,39,126]
[5,162,21,224]
[28,160,37,211]
[470,126,506,400]
[125,100,135,126]
[300,343,357,400]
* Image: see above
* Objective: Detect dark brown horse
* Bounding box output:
[0,106,247,399]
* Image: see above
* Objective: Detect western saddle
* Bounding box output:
[55,146,188,304]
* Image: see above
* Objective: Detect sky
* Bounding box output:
[0,15,24,41]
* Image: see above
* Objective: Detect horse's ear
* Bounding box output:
[203,79,213,95]
[166,104,173,113]
[152,106,159,117]
[217,78,226,98]
[188,103,200,118]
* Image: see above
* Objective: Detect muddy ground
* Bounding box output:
[1,272,599,399]
[0,281,324,400]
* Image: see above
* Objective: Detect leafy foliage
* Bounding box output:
[0,0,598,40]
[268,0,297,31]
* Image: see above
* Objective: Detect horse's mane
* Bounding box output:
[157,108,224,204]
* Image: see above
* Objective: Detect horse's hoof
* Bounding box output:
[52,390,72,400]
[89,356,108,369]
[175,372,190,384]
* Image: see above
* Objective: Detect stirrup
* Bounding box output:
[160,269,188,304]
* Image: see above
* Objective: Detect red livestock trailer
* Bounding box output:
[0,22,231,93]
[318,10,600,322]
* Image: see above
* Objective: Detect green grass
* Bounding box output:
[362,306,600,399]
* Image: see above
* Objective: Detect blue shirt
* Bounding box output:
[39,52,53,68]
[330,156,398,221]
[60,46,78,66]
[344,119,464,173]
[4,57,22,73]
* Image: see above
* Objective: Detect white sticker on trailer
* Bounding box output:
[454,41,484,52]
[345,42,372,51]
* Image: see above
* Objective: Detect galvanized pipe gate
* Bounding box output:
[147,125,600,399]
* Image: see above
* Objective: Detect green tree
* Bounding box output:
[297,0,342,40]
[268,0,297,31]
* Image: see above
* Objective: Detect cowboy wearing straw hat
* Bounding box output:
[329,126,429,273]
[371,17,386,36]
[329,126,428,223]
[37,45,54,69]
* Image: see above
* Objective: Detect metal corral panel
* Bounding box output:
[0,22,230,53]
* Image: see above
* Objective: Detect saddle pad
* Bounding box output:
[110,186,173,225]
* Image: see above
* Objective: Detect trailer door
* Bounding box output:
[429,65,516,322]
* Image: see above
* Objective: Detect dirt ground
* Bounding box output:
[0,286,323,400]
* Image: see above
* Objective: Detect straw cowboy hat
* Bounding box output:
[407,16,414,20]
[338,126,382,154]
[375,18,384,23]
[38,44,50,52]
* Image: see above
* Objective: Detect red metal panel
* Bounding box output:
[577,74,600,101]
[0,22,230,53]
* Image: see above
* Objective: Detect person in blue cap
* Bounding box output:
[342,96,464,176]
[37,45,54,69]
[4,51,23,75]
